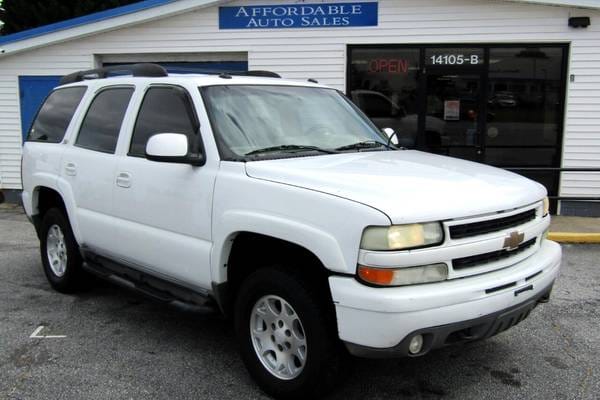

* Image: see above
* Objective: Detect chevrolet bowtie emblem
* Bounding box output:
[504,231,525,251]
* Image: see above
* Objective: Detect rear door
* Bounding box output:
[59,85,135,252]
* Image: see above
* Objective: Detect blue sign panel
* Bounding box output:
[219,2,378,29]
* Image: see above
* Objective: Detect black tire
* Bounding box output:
[234,266,346,399]
[39,208,86,293]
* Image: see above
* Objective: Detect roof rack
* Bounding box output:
[60,64,282,85]
[244,70,281,78]
[215,70,281,79]
[60,63,168,85]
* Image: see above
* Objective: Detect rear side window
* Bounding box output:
[129,86,199,157]
[76,87,134,154]
[27,87,86,143]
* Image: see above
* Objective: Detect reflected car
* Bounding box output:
[489,91,518,108]
[350,90,446,148]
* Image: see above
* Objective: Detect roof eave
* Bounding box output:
[502,0,600,9]
[0,0,225,57]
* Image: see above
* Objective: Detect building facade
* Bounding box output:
[0,0,599,214]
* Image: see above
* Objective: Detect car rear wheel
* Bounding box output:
[40,208,87,293]
[234,266,345,399]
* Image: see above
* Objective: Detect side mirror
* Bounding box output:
[145,133,204,166]
[382,127,399,145]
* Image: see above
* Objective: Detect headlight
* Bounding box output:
[357,263,448,286]
[542,197,550,217]
[360,223,444,251]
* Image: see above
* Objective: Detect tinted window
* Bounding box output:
[129,86,199,157]
[76,87,134,153]
[27,87,86,143]
[485,47,564,150]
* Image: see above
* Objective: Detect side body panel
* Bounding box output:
[21,142,64,215]
[58,146,119,251]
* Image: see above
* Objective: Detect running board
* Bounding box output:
[81,251,218,315]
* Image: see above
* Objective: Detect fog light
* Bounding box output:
[408,334,424,354]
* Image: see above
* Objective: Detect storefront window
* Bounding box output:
[348,48,420,147]
[348,44,567,203]
[484,47,564,167]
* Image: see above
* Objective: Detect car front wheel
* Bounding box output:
[234,267,345,399]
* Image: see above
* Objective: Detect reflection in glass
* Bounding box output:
[485,47,563,153]
[348,48,421,147]
[424,72,480,158]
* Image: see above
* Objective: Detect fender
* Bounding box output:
[29,175,83,244]
[27,171,58,214]
[211,209,347,285]
[54,175,83,243]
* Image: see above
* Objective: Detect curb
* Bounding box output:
[548,232,600,243]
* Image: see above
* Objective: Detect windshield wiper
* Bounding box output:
[245,144,338,156]
[334,141,390,151]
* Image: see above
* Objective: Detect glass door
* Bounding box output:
[422,69,484,162]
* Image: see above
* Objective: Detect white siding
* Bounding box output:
[1,0,599,202]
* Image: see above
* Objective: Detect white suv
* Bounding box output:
[21,64,561,399]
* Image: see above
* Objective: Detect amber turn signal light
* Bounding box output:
[357,265,394,285]
[357,263,448,286]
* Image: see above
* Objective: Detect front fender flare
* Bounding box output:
[211,209,348,284]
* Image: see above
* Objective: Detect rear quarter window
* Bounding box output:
[27,86,87,143]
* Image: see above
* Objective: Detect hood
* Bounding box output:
[244,150,546,223]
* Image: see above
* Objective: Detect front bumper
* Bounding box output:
[329,240,561,357]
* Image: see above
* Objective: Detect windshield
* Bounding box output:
[200,85,390,158]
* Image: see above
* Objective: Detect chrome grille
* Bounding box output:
[449,209,536,239]
[452,238,537,270]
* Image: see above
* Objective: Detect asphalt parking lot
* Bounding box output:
[1,204,599,400]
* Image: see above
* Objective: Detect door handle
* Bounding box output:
[116,172,132,188]
[65,162,77,176]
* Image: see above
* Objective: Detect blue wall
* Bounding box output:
[19,76,62,141]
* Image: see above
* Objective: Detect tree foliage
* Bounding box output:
[1,0,144,35]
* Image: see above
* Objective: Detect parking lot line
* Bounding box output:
[29,325,66,339]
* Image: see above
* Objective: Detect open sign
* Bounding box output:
[368,59,410,74]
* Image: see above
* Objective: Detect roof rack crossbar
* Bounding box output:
[244,70,281,78]
[188,70,281,79]
[60,63,168,85]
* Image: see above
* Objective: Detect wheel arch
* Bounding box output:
[31,184,81,243]
[212,230,337,317]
